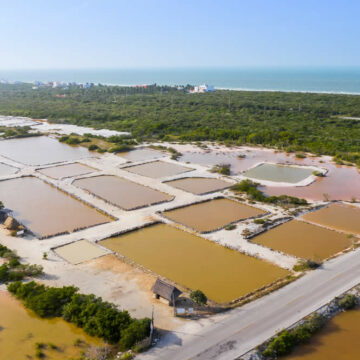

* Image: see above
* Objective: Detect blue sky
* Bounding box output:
[0,0,359,69]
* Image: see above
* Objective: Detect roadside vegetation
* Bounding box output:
[0,84,359,167]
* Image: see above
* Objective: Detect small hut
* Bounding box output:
[151,278,182,306]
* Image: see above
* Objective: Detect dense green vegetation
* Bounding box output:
[7,281,151,350]
[0,83,360,165]
[190,290,208,305]
[231,180,308,206]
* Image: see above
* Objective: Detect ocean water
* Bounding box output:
[1,67,360,94]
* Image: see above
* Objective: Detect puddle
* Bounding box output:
[54,240,108,264]
[0,136,93,166]
[0,291,101,360]
[165,177,232,195]
[162,198,266,232]
[38,163,96,179]
[284,308,360,360]
[119,148,166,162]
[73,175,173,210]
[99,223,288,303]
[0,163,17,177]
[243,163,314,183]
[0,177,111,238]
[124,160,193,178]
[302,203,360,235]
[252,220,352,260]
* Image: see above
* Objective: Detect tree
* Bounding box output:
[190,290,207,305]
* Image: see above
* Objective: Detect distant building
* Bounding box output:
[190,84,215,93]
[151,278,182,306]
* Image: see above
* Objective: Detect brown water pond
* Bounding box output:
[302,203,360,235]
[0,177,111,238]
[284,308,360,360]
[162,198,266,232]
[0,136,93,166]
[0,162,17,177]
[73,175,173,210]
[0,291,101,360]
[165,177,232,195]
[253,220,352,260]
[124,161,193,179]
[99,223,289,303]
[119,148,166,162]
[38,163,96,179]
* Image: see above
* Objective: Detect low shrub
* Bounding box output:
[338,294,357,310]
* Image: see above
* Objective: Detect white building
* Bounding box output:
[190,84,215,93]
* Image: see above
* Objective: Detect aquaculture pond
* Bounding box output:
[124,160,193,179]
[0,291,101,360]
[302,203,360,235]
[119,147,165,162]
[0,177,111,238]
[165,177,232,195]
[73,175,173,210]
[99,224,289,303]
[243,163,314,183]
[54,240,109,265]
[0,136,93,166]
[0,162,17,177]
[284,308,360,360]
[162,198,265,232]
[38,163,96,179]
[253,220,352,260]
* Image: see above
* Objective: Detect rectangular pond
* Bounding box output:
[99,223,289,303]
[162,198,266,232]
[38,163,96,179]
[54,240,109,264]
[302,203,360,235]
[73,175,173,210]
[0,177,111,238]
[119,148,166,162]
[0,136,93,166]
[124,160,193,178]
[165,177,232,195]
[0,291,101,360]
[252,220,352,260]
[243,163,314,183]
[0,162,18,177]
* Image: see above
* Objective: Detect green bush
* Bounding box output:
[88,144,98,151]
[190,290,207,305]
[338,294,357,310]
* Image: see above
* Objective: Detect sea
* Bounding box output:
[1,67,360,94]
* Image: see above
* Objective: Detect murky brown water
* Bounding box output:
[302,203,360,235]
[38,163,96,179]
[253,220,352,260]
[162,198,265,232]
[119,148,166,162]
[0,291,101,360]
[54,240,108,264]
[0,177,111,238]
[180,149,360,201]
[124,161,193,178]
[99,224,289,303]
[0,162,17,176]
[244,163,314,183]
[73,175,173,210]
[284,308,360,360]
[0,136,93,165]
[165,177,232,195]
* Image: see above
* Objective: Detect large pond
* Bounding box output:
[124,161,193,179]
[302,203,360,235]
[284,308,360,360]
[73,175,173,210]
[243,163,314,183]
[165,177,232,195]
[119,148,166,162]
[0,177,111,238]
[0,291,101,360]
[162,198,265,232]
[38,163,96,179]
[253,220,352,260]
[0,163,17,177]
[99,224,288,303]
[0,136,93,166]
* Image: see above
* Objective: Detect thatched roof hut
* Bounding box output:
[151,278,182,306]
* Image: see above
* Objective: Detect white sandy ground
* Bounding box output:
[0,136,354,338]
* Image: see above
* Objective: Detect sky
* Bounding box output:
[0,0,359,69]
